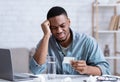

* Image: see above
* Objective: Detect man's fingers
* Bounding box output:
[76,60,85,64]
[71,60,86,68]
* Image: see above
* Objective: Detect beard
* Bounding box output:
[56,37,67,43]
[54,29,71,43]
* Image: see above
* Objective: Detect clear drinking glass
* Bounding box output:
[47,56,56,79]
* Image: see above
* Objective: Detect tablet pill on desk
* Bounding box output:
[61,77,72,82]
[33,78,41,82]
[37,75,45,82]
[87,75,96,82]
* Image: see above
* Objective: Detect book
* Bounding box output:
[109,15,117,30]
[117,15,120,30]
[108,15,120,30]
[113,15,119,30]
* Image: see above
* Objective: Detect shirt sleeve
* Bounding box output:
[86,36,111,75]
[29,57,47,74]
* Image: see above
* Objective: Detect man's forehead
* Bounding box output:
[49,16,67,26]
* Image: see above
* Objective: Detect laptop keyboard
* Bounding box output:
[14,75,29,79]
[14,74,38,81]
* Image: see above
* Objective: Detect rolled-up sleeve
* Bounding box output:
[97,63,111,75]
[87,37,111,75]
[29,57,47,74]
[89,48,111,75]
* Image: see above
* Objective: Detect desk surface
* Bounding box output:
[0,74,120,82]
[0,74,90,82]
[45,75,89,82]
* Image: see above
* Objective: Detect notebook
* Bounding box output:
[0,49,38,81]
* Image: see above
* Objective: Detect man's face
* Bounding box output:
[49,15,70,42]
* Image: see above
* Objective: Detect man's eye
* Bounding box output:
[51,27,57,29]
[60,25,65,28]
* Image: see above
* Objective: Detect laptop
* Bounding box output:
[0,49,38,81]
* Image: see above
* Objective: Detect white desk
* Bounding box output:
[0,74,120,82]
[0,74,90,82]
[45,75,89,82]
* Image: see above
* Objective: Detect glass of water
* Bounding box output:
[47,56,56,79]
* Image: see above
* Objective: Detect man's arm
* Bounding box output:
[33,20,51,65]
[71,35,110,76]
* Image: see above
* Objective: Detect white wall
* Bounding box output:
[0,0,93,48]
[0,0,120,74]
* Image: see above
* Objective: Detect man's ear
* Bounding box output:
[68,18,71,25]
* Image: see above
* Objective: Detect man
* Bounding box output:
[30,6,111,75]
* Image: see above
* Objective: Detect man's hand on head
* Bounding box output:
[41,20,51,36]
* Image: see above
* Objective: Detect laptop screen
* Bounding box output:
[0,49,14,81]
[0,49,38,81]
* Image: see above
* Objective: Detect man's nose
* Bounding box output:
[57,27,62,33]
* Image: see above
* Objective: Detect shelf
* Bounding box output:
[94,30,120,33]
[93,3,120,7]
[105,56,120,59]
[92,0,120,75]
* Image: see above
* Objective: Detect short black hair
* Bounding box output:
[47,6,68,19]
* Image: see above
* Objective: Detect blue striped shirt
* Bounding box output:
[29,29,111,75]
